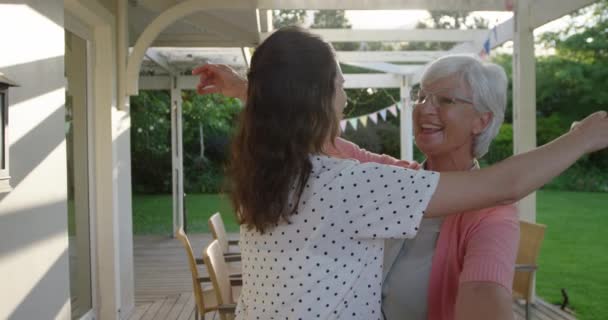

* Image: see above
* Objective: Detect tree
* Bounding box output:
[272,10,308,28]
[130,91,242,193]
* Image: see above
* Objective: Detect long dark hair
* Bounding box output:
[229,26,339,233]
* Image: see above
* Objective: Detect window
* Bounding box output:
[0,73,17,193]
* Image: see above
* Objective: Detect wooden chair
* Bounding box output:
[208,212,241,259]
[209,212,243,279]
[175,228,219,320]
[203,240,242,320]
[513,220,547,320]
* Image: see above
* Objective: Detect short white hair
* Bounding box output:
[420,54,508,158]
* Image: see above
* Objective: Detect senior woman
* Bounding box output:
[380,55,517,320]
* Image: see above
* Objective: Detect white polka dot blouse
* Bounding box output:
[235,155,440,320]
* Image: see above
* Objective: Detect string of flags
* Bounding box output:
[340,102,402,132]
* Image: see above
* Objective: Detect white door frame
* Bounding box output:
[64,1,119,319]
[64,11,97,320]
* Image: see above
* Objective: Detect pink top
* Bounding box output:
[328,138,520,320]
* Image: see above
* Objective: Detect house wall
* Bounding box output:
[0,1,71,319]
[0,1,136,319]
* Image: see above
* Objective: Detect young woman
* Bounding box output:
[193,27,608,319]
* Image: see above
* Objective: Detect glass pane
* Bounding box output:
[0,92,4,169]
[65,30,92,318]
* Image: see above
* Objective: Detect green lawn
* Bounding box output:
[132,193,237,234]
[535,190,608,320]
[132,190,608,319]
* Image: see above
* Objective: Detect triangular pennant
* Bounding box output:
[340,120,347,132]
[388,105,398,117]
[369,113,378,124]
[483,38,491,55]
[359,116,368,127]
[379,109,387,121]
[348,118,358,130]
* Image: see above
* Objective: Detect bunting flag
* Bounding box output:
[369,113,378,124]
[505,0,514,11]
[340,102,404,133]
[348,118,358,130]
[379,109,388,121]
[359,116,368,127]
[483,38,491,55]
[388,105,398,117]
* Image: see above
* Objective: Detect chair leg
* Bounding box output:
[525,301,531,320]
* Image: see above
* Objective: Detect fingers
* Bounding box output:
[196,84,221,95]
[192,63,230,75]
[570,121,580,131]
[192,64,215,75]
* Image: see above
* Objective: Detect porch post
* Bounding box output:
[400,76,414,161]
[513,0,537,223]
[171,75,185,236]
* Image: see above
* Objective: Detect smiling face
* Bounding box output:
[413,74,491,159]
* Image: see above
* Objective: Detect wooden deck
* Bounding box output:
[128,234,576,320]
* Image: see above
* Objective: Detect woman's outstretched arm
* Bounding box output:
[425,111,608,217]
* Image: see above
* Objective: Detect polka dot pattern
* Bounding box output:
[235,155,440,319]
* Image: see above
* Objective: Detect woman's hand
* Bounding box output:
[192,64,248,101]
[568,111,608,154]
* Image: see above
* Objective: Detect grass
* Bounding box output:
[535,190,608,320]
[132,193,237,234]
[132,190,608,319]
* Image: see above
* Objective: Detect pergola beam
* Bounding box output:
[139,74,403,90]
[336,50,447,63]
[151,36,255,47]
[257,0,510,11]
[342,62,423,75]
[262,29,490,43]
[145,48,177,74]
[531,0,597,29]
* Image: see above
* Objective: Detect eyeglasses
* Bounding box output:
[410,88,474,108]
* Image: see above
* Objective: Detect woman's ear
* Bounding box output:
[473,112,493,135]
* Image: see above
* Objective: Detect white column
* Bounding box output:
[400,76,414,161]
[513,0,537,223]
[171,76,185,236]
[257,9,273,33]
[115,0,135,315]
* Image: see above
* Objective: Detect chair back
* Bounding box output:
[209,212,230,254]
[204,240,236,313]
[513,220,546,301]
[175,227,206,314]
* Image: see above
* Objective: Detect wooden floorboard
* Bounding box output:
[132,234,576,320]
